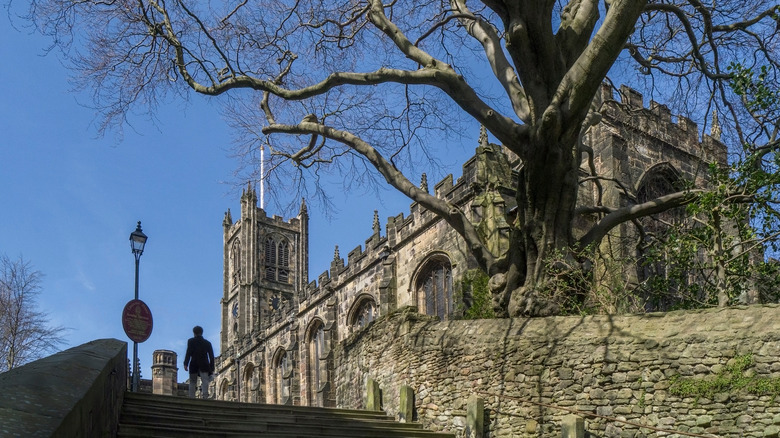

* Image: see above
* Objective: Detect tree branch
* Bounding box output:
[366,0,528,150]
[556,0,600,70]
[578,190,701,248]
[449,0,530,123]
[555,0,648,124]
[263,121,496,270]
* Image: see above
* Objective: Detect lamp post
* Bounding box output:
[129,221,148,392]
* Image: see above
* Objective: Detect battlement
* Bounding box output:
[600,84,726,164]
[234,84,728,307]
[300,151,485,303]
[224,206,302,240]
[152,350,177,367]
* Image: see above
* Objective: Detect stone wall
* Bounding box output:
[215,84,733,410]
[333,305,780,437]
[0,339,127,437]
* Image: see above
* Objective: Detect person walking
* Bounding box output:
[184,325,215,399]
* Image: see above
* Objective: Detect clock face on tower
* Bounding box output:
[232,302,239,318]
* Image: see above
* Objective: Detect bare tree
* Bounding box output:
[0,254,65,372]
[21,0,780,316]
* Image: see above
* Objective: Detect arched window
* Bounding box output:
[242,363,256,403]
[636,164,686,311]
[265,236,291,283]
[349,296,376,330]
[230,240,241,287]
[274,349,291,404]
[307,320,326,406]
[219,379,229,401]
[416,256,453,319]
[265,237,276,281]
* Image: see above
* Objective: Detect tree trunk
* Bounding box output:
[493,133,581,317]
[712,210,729,307]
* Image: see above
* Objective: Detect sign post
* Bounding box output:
[122,299,153,343]
[122,298,153,391]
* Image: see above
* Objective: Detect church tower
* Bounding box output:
[219,183,309,401]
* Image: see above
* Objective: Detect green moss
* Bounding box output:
[670,354,780,402]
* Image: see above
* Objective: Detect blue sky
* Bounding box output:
[1,17,475,380]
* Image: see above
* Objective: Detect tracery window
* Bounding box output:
[636,164,686,311]
[350,297,376,330]
[230,240,241,287]
[416,257,453,320]
[264,236,291,283]
[274,349,291,404]
[307,321,326,406]
[242,363,256,403]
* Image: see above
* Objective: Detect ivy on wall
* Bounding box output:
[455,269,495,320]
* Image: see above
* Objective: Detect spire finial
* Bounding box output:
[299,198,308,216]
[372,210,380,234]
[242,180,257,203]
[333,245,340,261]
[479,125,488,147]
[420,173,429,193]
[711,110,722,140]
[223,208,233,226]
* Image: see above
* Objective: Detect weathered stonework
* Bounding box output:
[211,84,740,437]
[334,305,780,437]
[151,349,182,396]
[0,339,127,437]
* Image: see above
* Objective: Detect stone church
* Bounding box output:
[211,84,727,406]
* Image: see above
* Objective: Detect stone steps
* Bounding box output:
[117,392,455,438]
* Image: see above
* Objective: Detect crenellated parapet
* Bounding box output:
[299,135,513,304]
[299,85,730,304]
[215,84,736,406]
[598,84,727,166]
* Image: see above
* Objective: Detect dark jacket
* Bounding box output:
[184,335,215,374]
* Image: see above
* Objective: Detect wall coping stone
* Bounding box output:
[0,338,128,438]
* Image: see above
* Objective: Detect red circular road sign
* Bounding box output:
[122,299,153,343]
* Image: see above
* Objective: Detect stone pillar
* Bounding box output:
[379,254,397,315]
[561,414,585,438]
[151,350,178,396]
[465,395,484,438]
[399,385,414,423]
[366,378,382,411]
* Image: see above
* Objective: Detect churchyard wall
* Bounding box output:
[334,305,780,437]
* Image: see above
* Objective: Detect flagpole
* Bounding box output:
[260,145,265,210]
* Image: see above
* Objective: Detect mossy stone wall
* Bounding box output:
[334,305,780,437]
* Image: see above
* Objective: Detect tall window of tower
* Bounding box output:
[415,256,453,320]
[264,237,291,283]
[307,320,326,406]
[230,240,241,287]
[275,349,291,404]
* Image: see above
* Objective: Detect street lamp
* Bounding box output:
[129,221,147,392]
